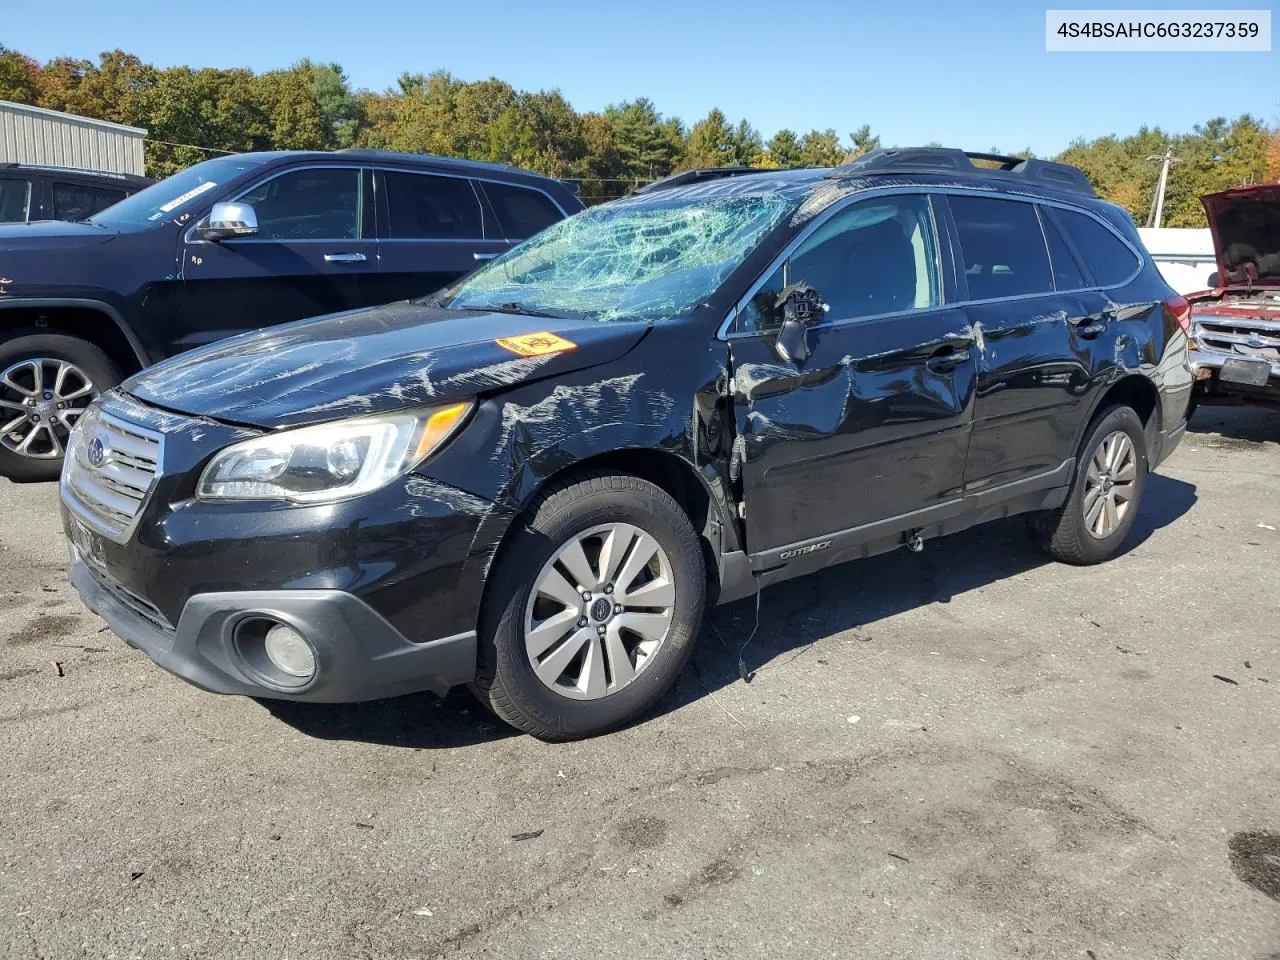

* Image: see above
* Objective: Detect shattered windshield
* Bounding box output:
[443,192,798,322]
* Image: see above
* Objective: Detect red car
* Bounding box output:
[1187,183,1280,407]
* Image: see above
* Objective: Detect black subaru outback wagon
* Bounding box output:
[61,148,1193,740]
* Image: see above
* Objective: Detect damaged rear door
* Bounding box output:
[725,192,977,563]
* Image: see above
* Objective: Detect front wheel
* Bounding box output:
[0,333,122,482]
[1027,404,1149,565]
[472,472,706,740]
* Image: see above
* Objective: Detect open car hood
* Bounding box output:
[124,302,650,429]
[1201,184,1280,289]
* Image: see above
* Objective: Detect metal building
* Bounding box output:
[0,100,146,176]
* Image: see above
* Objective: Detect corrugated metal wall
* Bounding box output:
[0,101,146,176]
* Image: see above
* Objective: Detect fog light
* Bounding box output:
[263,624,316,679]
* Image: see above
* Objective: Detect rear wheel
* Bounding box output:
[0,333,122,482]
[472,472,705,740]
[1027,404,1148,565]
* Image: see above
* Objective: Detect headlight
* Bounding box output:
[197,402,471,503]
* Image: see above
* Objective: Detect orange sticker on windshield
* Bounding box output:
[495,332,577,357]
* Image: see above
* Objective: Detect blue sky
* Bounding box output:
[5,0,1277,155]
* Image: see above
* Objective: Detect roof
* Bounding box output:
[0,162,152,186]
[0,99,147,136]
[234,148,572,187]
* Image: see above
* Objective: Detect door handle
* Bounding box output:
[927,345,971,372]
[1070,311,1112,339]
[323,252,367,263]
[473,252,498,261]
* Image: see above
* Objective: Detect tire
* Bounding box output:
[472,472,706,740]
[0,332,123,482]
[1027,405,1148,565]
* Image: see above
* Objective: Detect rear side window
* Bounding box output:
[1054,207,1141,286]
[1039,208,1087,290]
[949,195,1053,300]
[383,171,483,240]
[52,182,127,221]
[484,182,564,240]
[0,178,32,222]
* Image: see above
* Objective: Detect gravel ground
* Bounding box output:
[1,407,1277,960]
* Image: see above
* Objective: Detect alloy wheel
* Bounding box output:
[524,522,676,700]
[1082,429,1137,539]
[0,358,98,460]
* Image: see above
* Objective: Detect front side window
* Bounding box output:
[383,171,483,240]
[52,182,126,222]
[740,194,941,332]
[0,178,31,223]
[949,195,1054,300]
[1054,207,1141,286]
[484,181,564,240]
[445,192,797,322]
[235,167,362,241]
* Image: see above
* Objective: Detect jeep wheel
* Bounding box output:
[1027,404,1149,565]
[472,472,705,740]
[0,333,122,482]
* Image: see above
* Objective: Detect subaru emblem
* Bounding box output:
[87,436,106,467]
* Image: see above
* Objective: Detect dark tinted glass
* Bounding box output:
[1056,208,1140,286]
[52,182,127,221]
[950,196,1053,299]
[1040,208,1087,290]
[0,178,31,222]
[237,168,361,240]
[485,182,563,239]
[384,171,483,240]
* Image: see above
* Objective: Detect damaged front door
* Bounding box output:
[726,193,977,562]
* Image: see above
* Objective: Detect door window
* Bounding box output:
[235,167,362,240]
[484,181,564,239]
[949,195,1053,300]
[52,182,127,221]
[0,178,31,223]
[1054,207,1141,286]
[1039,208,1088,290]
[383,171,483,240]
[740,194,940,332]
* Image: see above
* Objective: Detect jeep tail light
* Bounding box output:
[1166,295,1192,338]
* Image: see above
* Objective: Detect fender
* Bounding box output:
[0,297,151,368]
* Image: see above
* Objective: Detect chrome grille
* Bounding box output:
[1194,319,1280,362]
[61,401,163,543]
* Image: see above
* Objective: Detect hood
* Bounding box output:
[1201,184,1280,289]
[0,219,119,250]
[125,301,652,429]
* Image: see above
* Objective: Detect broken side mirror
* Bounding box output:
[772,282,827,363]
[199,201,259,242]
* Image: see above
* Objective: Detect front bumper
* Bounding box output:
[1190,350,1280,403]
[70,549,477,701]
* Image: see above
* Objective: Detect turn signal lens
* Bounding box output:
[414,402,471,461]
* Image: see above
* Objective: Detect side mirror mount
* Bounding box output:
[772,282,827,363]
[1207,270,1220,288]
[199,201,259,242]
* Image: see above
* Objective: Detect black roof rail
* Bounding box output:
[825,148,1095,197]
[635,167,763,194]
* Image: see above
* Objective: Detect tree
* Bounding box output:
[767,129,803,168]
[849,124,880,157]
[685,108,734,168]
[605,98,683,180]
[799,128,846,167]
[0,45,40,104]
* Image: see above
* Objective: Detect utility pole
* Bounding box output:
[1146,147,1181,228]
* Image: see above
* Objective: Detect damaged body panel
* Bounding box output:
[58,149,1191,738]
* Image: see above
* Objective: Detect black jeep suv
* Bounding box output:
[0,150,583,480]
[0,163,153,224]
[61,148,1193,740]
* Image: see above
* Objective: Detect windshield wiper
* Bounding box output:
[473,302,570,320]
